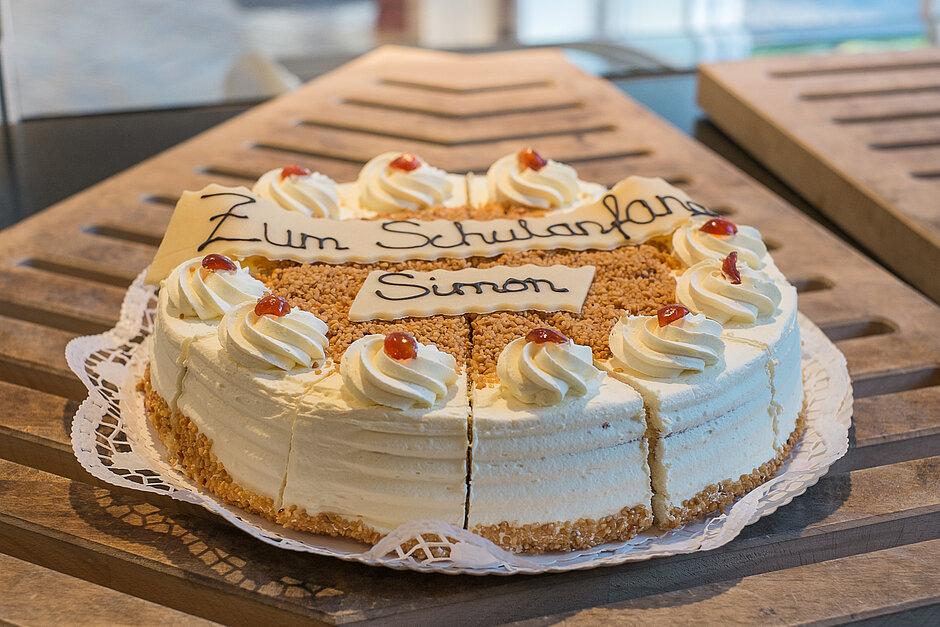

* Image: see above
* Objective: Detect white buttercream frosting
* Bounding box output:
[219,301,330,371]
[252,167,341,218]
[497,336,603,405]
[164,257,268,320]
[340,334,458,410]
[609,312,724,379]
[486,151,580,210]
[672,215,768,269]
[677,259,782,325]
[357,152,453,212]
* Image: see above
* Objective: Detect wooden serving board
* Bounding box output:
[0,46,938,624]
[698,48,940,303]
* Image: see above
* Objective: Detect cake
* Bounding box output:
[142,149,804,553]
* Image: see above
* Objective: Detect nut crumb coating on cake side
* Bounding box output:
[471,505,654,554]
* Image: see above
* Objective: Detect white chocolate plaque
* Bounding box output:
[146,176,714,285]
[348,264,596,321]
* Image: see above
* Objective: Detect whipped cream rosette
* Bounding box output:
[608,311,724,379]
[496,330,603,406]
[150,255,268,410]
[340,333,459,410]
[164,255,268,320]
[676,256,782,326]
[252,165,342,219]
[340,152,465,213]
[477,148,604,210]
[672,215,769,269]
[220,298,330,371]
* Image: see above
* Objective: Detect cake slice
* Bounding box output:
[176,299,332,520]
[469,376,651,552]
[605,309,780,528]
[467,324,653,553]
[281,366,470,543]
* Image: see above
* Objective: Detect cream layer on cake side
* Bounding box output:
[604,334,777,526]
[468,376,652,553]
[177,334,330,510]
[149,288,214,412]
[281,370,470,535]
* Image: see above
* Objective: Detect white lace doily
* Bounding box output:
[66,269,852,575]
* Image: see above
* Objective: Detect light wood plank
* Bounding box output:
[513,540,940,626]
[699,49,940,302]
[0,552,216,626]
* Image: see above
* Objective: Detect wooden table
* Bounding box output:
[698,48,940,303]
[0,46,937,625]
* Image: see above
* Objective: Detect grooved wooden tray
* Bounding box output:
[698,48,940,303]
[0,46,938,624]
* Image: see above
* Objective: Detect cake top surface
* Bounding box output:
[150,149,788,404]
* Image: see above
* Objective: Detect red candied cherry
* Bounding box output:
[201,253,237,272]
[657,304,690,327]
[280,164,311,180]
[384,331,418,360]
[722,251,742,284]
[700,217,738,236]
[254,294,291,317]
[517,148,548,172]
[389,153,421,172]
[525,327,568,344]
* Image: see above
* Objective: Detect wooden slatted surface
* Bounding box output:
[698,48,940,303]
[0,46,937,625]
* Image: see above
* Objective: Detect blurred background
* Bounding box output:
[0,0,937,227]
[4,0,937,119]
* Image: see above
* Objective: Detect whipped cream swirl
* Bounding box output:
[609,313,724,379]
[486,152,580,210]
[252,168,341,218]
[357,152,453,212]
[341,334,458,410]
[220,301,330,371]
[677,259,782,325]
[672,215,768,269]
[164,257,267,320]
[497,337,603,405]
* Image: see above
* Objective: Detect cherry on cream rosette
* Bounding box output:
[164,254,268,320]
[219,294,330,371]
[252,164,342,219]
[340,332,459,410]
[486,148,582,211]
[677,251,782,326]
[496,327,604,406]
[607,305,725,379]
[672,216,768,270]
[357,152,454,212]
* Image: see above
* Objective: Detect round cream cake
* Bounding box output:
[143,150,804,553]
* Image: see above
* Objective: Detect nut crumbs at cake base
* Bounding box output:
[471,505,653,554]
